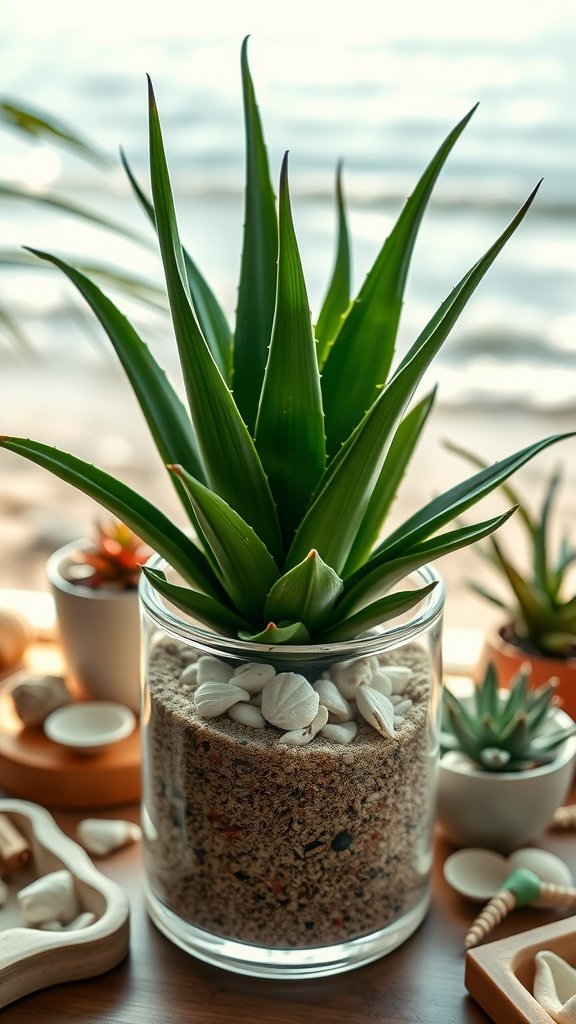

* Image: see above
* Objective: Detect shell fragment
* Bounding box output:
[194,681,250,719]
[279,706,329,746]
[77,818,142,858]
[232,662,276,694]
[261,673,319,730]
[329,657,373,699]
[321,721,358,745]
[356,685,396,738]
[17,869,79,925]
[313,679,352,721]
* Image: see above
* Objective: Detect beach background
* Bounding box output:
[0,0,575,632]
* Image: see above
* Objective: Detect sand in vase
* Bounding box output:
[142,642,436,949]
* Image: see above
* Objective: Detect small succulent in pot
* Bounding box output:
[442,662,576,771]
[66,518,152,591]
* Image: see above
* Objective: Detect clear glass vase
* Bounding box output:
[139,558,444,979]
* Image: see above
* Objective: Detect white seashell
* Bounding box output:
[330,657,373,699]
[443,847,573,903]
[534,951,576,1024]
[279,706,329,746]
[194,681,250,719]
[252,692,263,707]
[180,663,198,686]
[196,655,233,685]
[313,679,352,721]
[17,869,79,925]
[11,674,72,727]
[261,673,319,730]
[179,648,199,664]
[233,662,276,694]
[38,920,64,931]
[0,878,8,906]
[393,698,413,716]
[356,685,396,738]
[321,721,358,745]
[67,911,97,930]
[228,703,266,729]
[369,670,392,698]
[77,819,142,857]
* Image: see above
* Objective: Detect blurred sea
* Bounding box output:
[1,0,576,412]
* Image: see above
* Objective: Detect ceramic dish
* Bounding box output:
[43,702,136,755]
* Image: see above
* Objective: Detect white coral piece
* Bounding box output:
[261,672,319,729]
[330,656,373,698]
[77,818,142,857]
[195,681,250,719]
[313,678,352,721]
[278,706,329,746]
[356,685,396,738]
[321,721,358,745]
[196,655,233,685]
[17,869,79,926]
[232,662,275,694]
[228,703,266,729]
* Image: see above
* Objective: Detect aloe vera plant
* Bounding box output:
[442,662,575,770]
[1,41,573,645]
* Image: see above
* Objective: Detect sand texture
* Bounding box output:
[142,638,438,949]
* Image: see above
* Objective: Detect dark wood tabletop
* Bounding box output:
[2,801,575,1024]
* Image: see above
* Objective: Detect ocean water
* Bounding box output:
[1,0,576,411]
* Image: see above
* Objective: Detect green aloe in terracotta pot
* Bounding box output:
[0,40,572,645]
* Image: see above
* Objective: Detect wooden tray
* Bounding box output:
[0,798,130,1009]
[0,643,140,808]
[466,915,576,1023]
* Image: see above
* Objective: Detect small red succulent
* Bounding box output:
[68,519,152,591]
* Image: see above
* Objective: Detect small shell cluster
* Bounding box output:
[187,651,414,746]
[16,869,96,931]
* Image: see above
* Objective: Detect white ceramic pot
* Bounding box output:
[47,540,141,714]
[436,706,576,853]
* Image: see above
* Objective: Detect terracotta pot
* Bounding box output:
[476,625,576,721]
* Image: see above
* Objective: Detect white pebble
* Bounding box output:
[38,920,64,931]
[329,657,373,699]
[195,681,250,719]
[77,819,142,857]
[179,648,199,664]
[313,679,352,721]
[369,671,392,698]
[196,656,233,685]
[233,662,275,694]
[179,663,198,685]
[18,870,79,925]
[321,721,358,744]
[393,698,413,716]
[228,703,266,729]
[278,706,329,746]
[384,666,413,693]
[261,673,319,730]
[11,675,72,728]
[67,911,97,930]
[356,685,396,738]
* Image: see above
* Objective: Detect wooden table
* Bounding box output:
[0,801,574,1024]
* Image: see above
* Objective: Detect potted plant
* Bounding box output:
[0,41,573,977]
[448,445,576,717]
[437,663,576,852]
[47,519,151,713]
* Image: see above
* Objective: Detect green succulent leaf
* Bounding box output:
[315,161,351,366]
[255,154,326,542]
[534,468,562,591]
[490,538,551,634]
[171,465,279,621]
[288,187,542,574]
[0,99,110,167]
[143,568,251,635]
[233,37,278,432]
[316,582,437,643]
[147,77,282,561]
[444,439,535,535]
[264,549,343,632]
[238,621,311,644]
[24,248,207,501]
[321,105,477,456]
[467,580,511,611]
[0,437,223,599]
[120,149,233,380]
[474,661,499,720]
[344,388,437,574]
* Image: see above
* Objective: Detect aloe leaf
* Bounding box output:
[120,149,233,379]
[239,621,311,644]
[147,77,282,561]
[255,154,325,541]
[478,663,499,720]
[288,187,541,573]
[315,162,351,366]
[232,37,278,432]
[171,465,279,620]
[317,582,437,643]
[25,248,207,498]
[341,508,516,616]
[143,568,251,635]
[490,538,550,631]
[0,99,110,167]
[321,105,477,456]
[0,437,223,599]
[371,433,574,568]
[0,185,150,246]
[344,388,436,574]
[467,580,510,611]
[264,550,343,632]
[534,468,561,591]
[443,439,535,534]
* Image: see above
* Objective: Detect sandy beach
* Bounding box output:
[1,357,574,635]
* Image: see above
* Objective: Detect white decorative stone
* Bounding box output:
[393,698,413,717]
[77,819,142,858]
[261,673,319,730]
[17,869,79,925]
[356,685,396,738]
[194,681,250,719]
[369,670,393,698]
[228,703,266,729]
[329,657,373,699]
[278,706,329,746]
[39,920,64,931]
[385,666,413,693]
[321,721,358,744]
[196,656,233,685]
[233,662,276,694]
[67,911,97,930]
[313,679,352,721]
[179,663,198,686]
[11,675,72,728]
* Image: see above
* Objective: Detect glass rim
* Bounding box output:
[139,554,445,657]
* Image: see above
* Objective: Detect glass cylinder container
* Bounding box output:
[139,558,444,979]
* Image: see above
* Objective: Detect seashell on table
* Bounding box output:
[77,818,142,858]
